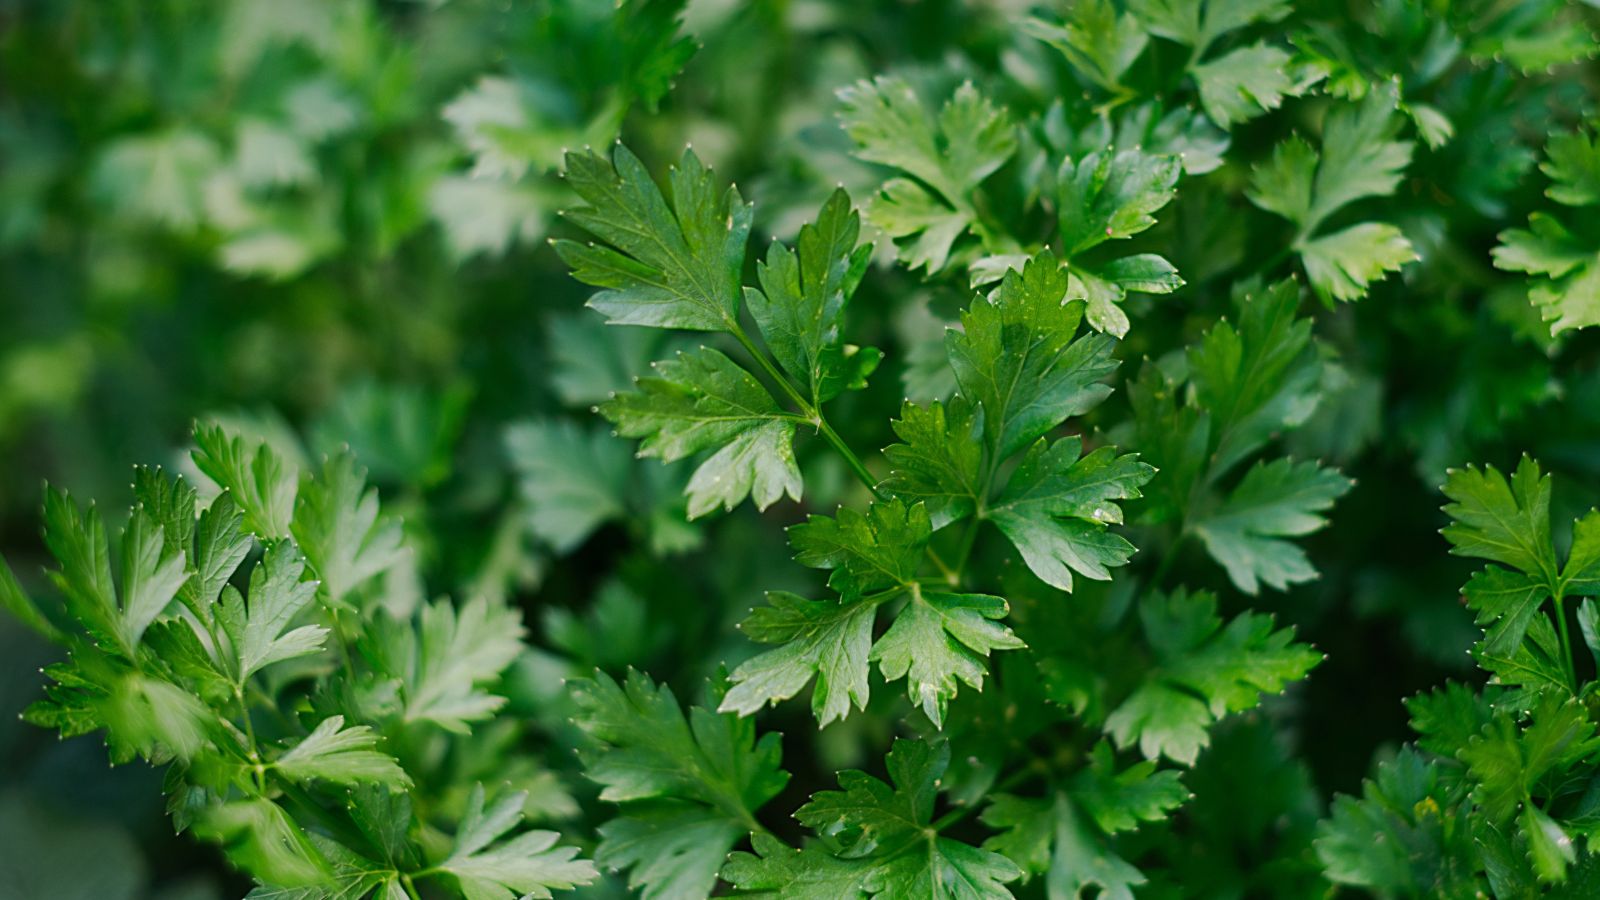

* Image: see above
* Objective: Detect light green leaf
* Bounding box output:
[871,588,1025,728]
[881,398,985,530]
[1191,457,1352,594]
[839,78,1015,272]
[216,543,326,681]
[789,498,930,596]
[1056,150,1180,257]
[438,785,597,900]
[571,670,788,899]
[1106,589,1320,764]
[192,423,300,540]
[1023,0,1150,92]
[1441,457,1555,580]
[1299,222,1416,303]
[721,591,876,726]
[274,716,410,788]
[600,347,800,518]
[399,596,526,732]
[947,252,1116,459]
[1193,43,1295,129]
[505,419,630,554]
[556,146,752,332]
[790,739,1024,897]
[746,188,878,403]
[989,438,1155,591]
[292,453,404,609]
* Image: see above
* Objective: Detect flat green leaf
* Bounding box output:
[1056,149,1180,257]
[273,716,410,788]
[989,438,1155,591]
[556,145,751,332]
[571,670,788,899]
[1191,458,1352,594]
[1308,84,1413,229]
[1463,567,1550,658]
[1187,278,1320,474]
[871,588,1024,728]
[1441,457,1556,580]
[881,398,985,530]
[794,739,1023,898]
[982,792,1144,900]
[947,252,1117,459]
[1542,127,1600,207]
[721,592,876,726]
[1107,589,1321,764]
[43,488,188,657]
[505,419,631,554]
[292,453,403,609]
[1023,0,1150,92]
[746,188,878,403]
[838,78,1014,215]
[438,785,597,900]
[1128,0,1290,55]
[193,423,299,540]
[1194,44,1295,129]
[601,347,801,518]
[839,78,1015,272]
[789,498,930,596]
[216,543,326,681]
[1299,222,1417,303]
[397,596,526,732]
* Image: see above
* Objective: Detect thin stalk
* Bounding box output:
[949,514,984,584]
[817,417,880,495]
[929,766,1037,833]
[1552,591,1577,692]
[730,322,881,497]
[233,686,265,792]
[925,547,958,585]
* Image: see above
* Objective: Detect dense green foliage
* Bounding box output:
[3,1,1600,898]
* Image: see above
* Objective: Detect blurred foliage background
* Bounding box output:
[2,0,1599,897]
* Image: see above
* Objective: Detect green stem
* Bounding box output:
[817,418,880,495]
[1553,591,1577,693]
[233,686,265,792]
[401,874,424,900]
[925,547,958,585]
[730,322,881,497]
[929,766,1037,833]
[948,514,984,585]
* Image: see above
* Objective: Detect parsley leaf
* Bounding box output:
[555,145,752,332]
[600,347,802,518]
[726,739,1022,898]
[872,587,1025,727]
[571,669,788,900]
[1493,126,1600,334]
[788,498,929,596]
[1190,457,1352,594]
[720,591,876,725]
[747,188,879,405]
[216,543,326,682]
[988,438,1155,591]
[1023,0,1150,95]
[947,253,1116,460]
[42,487,189,657]
[272,715,409,788]
[437,785,598,900]
[1248,85,1416,302]
[1106,589,1321,764]
[838,77,1016,272]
